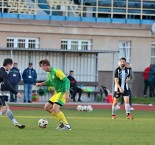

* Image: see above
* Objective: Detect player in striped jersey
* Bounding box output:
[112,57,133,119]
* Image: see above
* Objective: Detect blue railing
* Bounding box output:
[0,0,155,24]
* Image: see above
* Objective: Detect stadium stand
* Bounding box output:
[31,0,51,15]
[47,0,81,16]
[7,0,35,14]
[0,0,155,24]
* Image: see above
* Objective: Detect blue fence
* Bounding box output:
[0,0,155,24]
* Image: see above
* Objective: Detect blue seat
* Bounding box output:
[128,9,140,14]
[98,8,111,12]
[143,2,152,8]
[151,4,155,8]
[113,8,126,13]
[80,0,111,6]
[113,2,126,7]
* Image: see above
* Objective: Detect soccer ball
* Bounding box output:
[77,105,84,111]
[77,105,93,112]
[87,105,93,112]
[83,105,88,111]
[38,118,48,128]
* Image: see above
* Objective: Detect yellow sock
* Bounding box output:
[51,112,60,121]
[56,111,68,125]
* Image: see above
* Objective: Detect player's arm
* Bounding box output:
[115,78,124,93]
[114,78,121,90]
[36,81,46,87]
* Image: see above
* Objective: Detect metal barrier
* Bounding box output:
[0,0,155,20]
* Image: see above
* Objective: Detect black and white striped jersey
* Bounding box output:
[114,67,130,92]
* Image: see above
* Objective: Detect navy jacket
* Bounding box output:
[0,67,18,94]
[22,67,37,84]
[8,67,21,85]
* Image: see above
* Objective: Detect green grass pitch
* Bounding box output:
[0,109,155,145]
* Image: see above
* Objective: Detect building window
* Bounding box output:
[18,39,26,48]
[118,41,131,63]
[61,39,92,50]
[151,43,155,64]
[7,38,14,48]
[61,40,68,49]
[7,37,40,49]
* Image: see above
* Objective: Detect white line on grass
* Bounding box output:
[1,116,155,121]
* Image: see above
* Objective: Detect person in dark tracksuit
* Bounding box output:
[67,70,82,102]
[143,65,153,97]
[8,62,21,102]
[22,63,37,103]
[148,64,155,97]
[0,58,25,129]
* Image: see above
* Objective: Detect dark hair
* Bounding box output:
[39,59,50,66]
[3,58,13,66]
[29,62,33,66]
[70,70,74,73]
[120,57,126,61]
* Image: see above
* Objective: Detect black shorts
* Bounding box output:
[0,96,6,106]
[113,90,129,98]
[48,100,63,106]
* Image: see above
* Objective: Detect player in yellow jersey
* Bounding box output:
[36,59,71,130]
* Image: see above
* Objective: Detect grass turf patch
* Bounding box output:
[132,97,155,105]
[0,109,155,145]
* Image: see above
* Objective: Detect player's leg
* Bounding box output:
[112,92,120,119]
[50,92,71,130]
[0,106,7,115]
[77,87,82,102]
[124,96,133,119]
[44,102,53,113]
[0,96,8,115]
[44,102,58,118]
[24,84,28,102]
[0,96,25,128]
[5,105,25,129]
[44,101,65,129]
[143,80,149,97]
[72,87,77,102]
[52,103,71,130]
[112,97,119,119]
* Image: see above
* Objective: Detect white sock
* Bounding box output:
[0,111,3,116]
[112,105,117,115]
[6,109,18,124]
[12,118,18,124]
[125,103,131,114]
